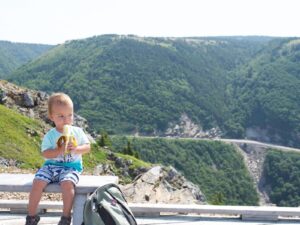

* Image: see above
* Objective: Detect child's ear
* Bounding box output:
[48,113,54,121]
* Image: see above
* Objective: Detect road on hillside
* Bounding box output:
[125,135,300,152]
[219,138,300,152]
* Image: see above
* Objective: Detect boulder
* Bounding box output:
[121,165,206,204]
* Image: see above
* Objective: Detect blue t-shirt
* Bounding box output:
[41,126,90,172]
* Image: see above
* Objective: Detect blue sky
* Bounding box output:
[0,0,299,45]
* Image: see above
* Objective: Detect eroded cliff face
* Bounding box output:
[165,113,222,139]
[232,142,271,205]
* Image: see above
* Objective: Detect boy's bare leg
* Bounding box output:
[61,181,75,217]
[28,179,48,216]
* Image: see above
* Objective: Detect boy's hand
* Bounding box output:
[67,142,75,152]
[57,142,68,155]
[69,144,90,155]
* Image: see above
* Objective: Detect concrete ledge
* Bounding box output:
[0,173,119,194]
[241,214,278,221]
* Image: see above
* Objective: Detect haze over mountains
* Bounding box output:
[1,35,300,147]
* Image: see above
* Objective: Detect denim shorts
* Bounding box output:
[34,165,80,185]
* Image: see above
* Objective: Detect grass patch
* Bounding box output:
[0,105,44,168]
[82,144,108,171]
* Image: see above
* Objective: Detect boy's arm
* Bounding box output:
[42,144,66,158]
[70,143,91,155]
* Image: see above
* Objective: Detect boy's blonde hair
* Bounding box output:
[48,93,73,116]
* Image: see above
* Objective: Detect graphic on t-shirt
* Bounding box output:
[56,125,78,162]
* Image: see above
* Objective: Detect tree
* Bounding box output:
[98,131,112,148]
[123,140,133,155]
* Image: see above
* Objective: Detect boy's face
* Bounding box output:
[49,103,74,132]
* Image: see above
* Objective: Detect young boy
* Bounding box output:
[25,93,90,225]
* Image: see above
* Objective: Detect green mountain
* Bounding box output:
[7,35,270,136]
[0,41,53,78]
[227,38,300,146]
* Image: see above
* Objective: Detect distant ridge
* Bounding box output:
[0,40,54,78]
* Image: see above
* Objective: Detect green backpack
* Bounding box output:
[82,183,137,225]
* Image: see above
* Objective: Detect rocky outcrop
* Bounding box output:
[0,157,19,167]
[165,113,222,138]
[0,80,90,133]
[93,151,149,178]
[120,166,206,204]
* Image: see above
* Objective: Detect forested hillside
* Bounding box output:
[263,150,300,206]
[0,41,53,78]
[227,38,300,146]
[7,35,269,136]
